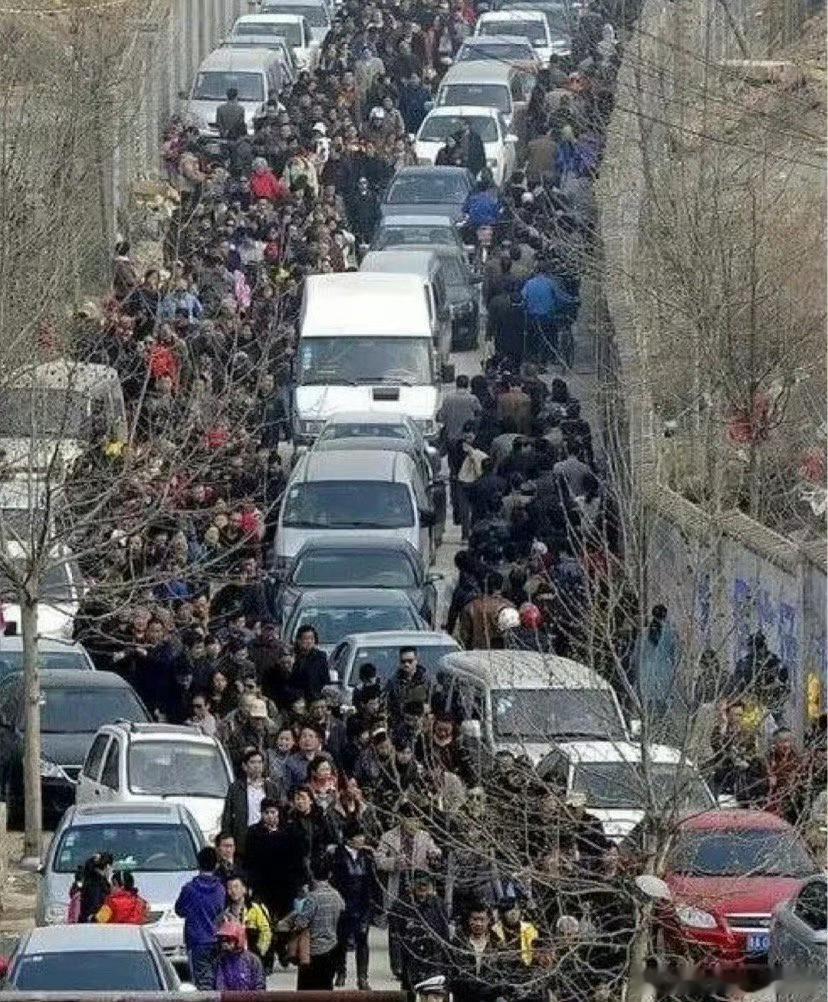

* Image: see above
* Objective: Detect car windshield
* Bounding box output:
[0,561,74,603]
[54,822,198,873]
[192,71,264,101]
[460,40,533,61]
[298,336,432,385]
[39,687,148,733]
[319,422,408,441]
[419,115,498,143]
[264,3,327,25]
[387,174,469,204]
[439,84,510,113]
[375,225,457,248]
[293,550,419,587]
[236,20,302,43]
[283,481,415,529]
[669,829,816,878]
[128,742,229,798]
[480,18,546,41]
[571,762,714,811]
[0,390,88,438]
[497,0,572,31]
[0,649,88,679]
[492,689,627,741]
[290,603,420,644]
[13,951,162,990]
[344,644,457,685]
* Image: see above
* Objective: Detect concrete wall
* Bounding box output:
[108,0,246,236]
[597,0,825,734]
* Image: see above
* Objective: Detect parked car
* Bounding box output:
[282,587,429,654]
[380,166,475,223]
[0,636,95,681]
[228,13,317,71]
[275,448,439,569]
[370,214,466,257]
[332,630,460,698]
[536,740,715,840]
[434,650,629,762]
[312,411,441,479]
[260,0,332,47]
[416,106,518,187]
[475,9,566,61]
[2,924,188,989]
[659,809,818,971]
[456,33,541,69]
[74,723,233,840]
[274,538,440,626]
[770,873,827,1002]
[0,670,150,824]
[221,32,299,85]
[36,802,204,964]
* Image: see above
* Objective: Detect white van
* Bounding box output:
[0,543,84,638]
[186,47,284,134]
[476,10,565,63]
[436,60,535,131]
[261,0,331,46]
[434,650,630,763]
[292,273,451,446]
[360,250,453,364]
[228,13,317,72]
[275,448,437,568]
[0,360,126,474]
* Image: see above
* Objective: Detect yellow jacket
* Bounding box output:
[223,901,272,957]
[492,920,538,966]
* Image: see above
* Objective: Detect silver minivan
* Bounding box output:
[186,46,285,134]
[274,448,437,572]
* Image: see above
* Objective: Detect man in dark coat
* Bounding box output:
[385,647,430,726]
[216,88,248,140]
[398,74,431,133]
[245,798,291,917]
[397,871,450,990]
[291,626,331,702]
[346,176,381,245]
[331,822,378,989]
[221,749,283,858]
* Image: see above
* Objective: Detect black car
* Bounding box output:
[380,166,475,223]
[273,538,440,626]
[0,669,150,824]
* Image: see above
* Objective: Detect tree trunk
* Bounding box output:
[21,595,41,861]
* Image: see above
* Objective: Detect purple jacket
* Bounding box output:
[215,949,266,990]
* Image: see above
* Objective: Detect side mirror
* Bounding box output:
[419,509,436,528]
[408,133,417,143]
[36,862,45,874]
[427,571,445,582]
[177,89,188,100]
[441,362,455,383]
[424,100,434,112]
[179,982,197,993]
[329,669,339,684]
[629,717,642,737]
[505,133,519,144]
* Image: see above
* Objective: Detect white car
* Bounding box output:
[475,9,566,63]
[228,13,317,72]
[75,723,233,841]
[537,740,716,840]
[456,34,541,70]
[416,106,518,186]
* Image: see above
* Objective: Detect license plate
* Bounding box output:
[746,933,769,953]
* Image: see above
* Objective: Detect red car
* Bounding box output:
[661,809,817,970]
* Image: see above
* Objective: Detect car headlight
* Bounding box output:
[39,758,64,779]
[676,904,718,929]
[45,901,68,924]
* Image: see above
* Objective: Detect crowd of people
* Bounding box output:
[55,0,824,994]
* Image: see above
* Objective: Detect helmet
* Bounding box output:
[519,602,543,629]
[497,607,520,632]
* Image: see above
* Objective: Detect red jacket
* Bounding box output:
[251,170,288,201]
[96,888,149,925]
